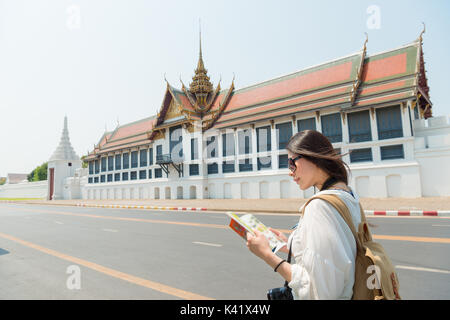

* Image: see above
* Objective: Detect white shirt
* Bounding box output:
[287,188,361,300]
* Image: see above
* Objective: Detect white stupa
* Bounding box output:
[47,116,81,200]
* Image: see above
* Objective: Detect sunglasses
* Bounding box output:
[288,155,303,172]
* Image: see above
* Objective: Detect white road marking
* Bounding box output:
[102,228,118,233]
[432,224,450,227]
[396,265,450,274]
[192,241,222,247]
[54,221,64,225]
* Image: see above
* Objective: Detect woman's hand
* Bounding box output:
[269,228,289,254]
[269,227,288,242]
[246,230,273,260]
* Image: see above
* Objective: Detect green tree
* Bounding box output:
[0,177,6,185]
[81,155,88,168]
[28,162,48,182]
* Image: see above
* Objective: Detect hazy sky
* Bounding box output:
[0,0,449,177]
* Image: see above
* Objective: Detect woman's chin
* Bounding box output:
[299,182,312,191]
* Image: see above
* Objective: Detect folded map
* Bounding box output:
[226,212,287,253]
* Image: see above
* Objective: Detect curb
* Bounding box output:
[2,200,450,217]
[74,204,450,217]
[75,203,208,212]
[364,210,450,217]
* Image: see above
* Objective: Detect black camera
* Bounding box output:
[267,285,293,300]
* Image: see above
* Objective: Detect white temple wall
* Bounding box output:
[413,115,450,196]
[0,180,48,199]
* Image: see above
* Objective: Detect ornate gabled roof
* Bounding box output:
[85,32,433,161]
[85,116,156,160]
[49,116,80,162]
[212,33,433,130]
[213,51,363,129]
[353,30,431,118]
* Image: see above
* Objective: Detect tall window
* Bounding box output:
[297,118,316,132]
[321,113,342,143]
[257,125,271,170]
[131,151,138,168]
[414,106,420,120]
[107,156,114,171]
[149,148,153,165]
[238,129,252,154]
[94,160,99,174]
[115,154,121,170]
[191,138,198,160]
[89,162,94,175]
[140,149,147,167]
[276,122,292,149]
[257,126,271,152]
[222,133,235,156]
[156,145,162,162]
[206,136,218,158]
[123,153,129,169]
[348,110,372,143]
[169,125,183,161]
[101,157,107,172]
[377,105,403,140]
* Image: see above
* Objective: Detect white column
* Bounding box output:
[251,127,257,171]
[342,112,349,144]
[234,129,239,172]
[271,124,278,169]
[402,103,412,137]
[218,131,223,174]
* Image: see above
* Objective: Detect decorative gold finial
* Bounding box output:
[418,22,426,42]
[199,18,203,60]
[363,32,368,51]
[189,20,213,107]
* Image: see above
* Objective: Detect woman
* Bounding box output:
[246,130,362,300]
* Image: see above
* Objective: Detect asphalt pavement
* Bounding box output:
[0,203,449,300]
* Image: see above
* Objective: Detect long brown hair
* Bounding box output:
[286,130,350,185]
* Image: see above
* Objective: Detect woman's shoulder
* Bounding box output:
[307,188,362,226]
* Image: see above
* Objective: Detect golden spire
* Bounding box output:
[189,21,213,107]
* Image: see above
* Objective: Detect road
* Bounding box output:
[0,203,449,300]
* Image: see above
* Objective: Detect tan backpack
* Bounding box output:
[302,194,401,300]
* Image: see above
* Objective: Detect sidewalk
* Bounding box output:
[3,196,450,215]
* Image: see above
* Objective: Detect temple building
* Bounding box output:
[47,116,82,200]
[81,30,450,200]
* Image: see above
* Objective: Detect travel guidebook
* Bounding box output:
[226,212,286,253]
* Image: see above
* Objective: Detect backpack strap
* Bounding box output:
[304,194,364,252]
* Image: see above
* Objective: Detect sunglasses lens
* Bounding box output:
[288,158,296,171]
